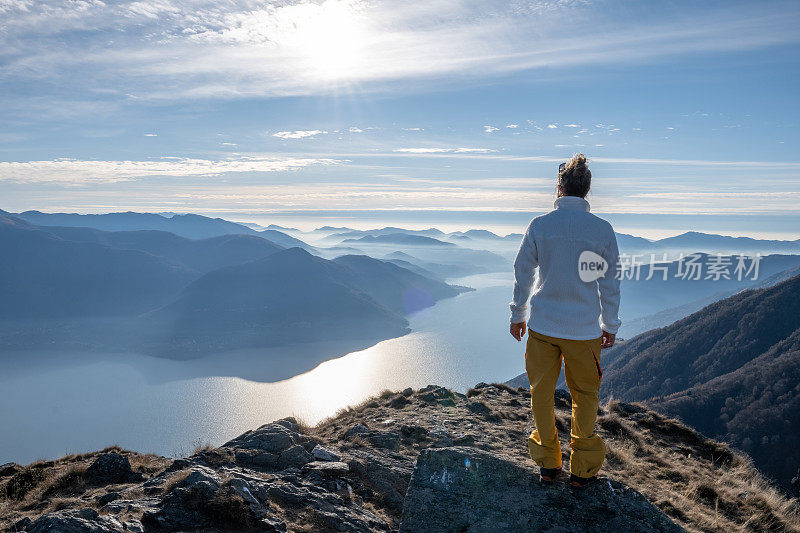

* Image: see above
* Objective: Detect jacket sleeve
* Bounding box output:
[509,221,538,324]
[598,229,622,334]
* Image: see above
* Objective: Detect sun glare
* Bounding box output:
[289,0,368,81]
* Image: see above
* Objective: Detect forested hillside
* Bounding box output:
[603,274,800,491]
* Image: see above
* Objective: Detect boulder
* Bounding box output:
[399,447,683,533]
[0,462,21,477]
[224,422,299,453]
[368,431,400,451]
[123,520,144,533]
[12,517,31,531]
[85,453,141,485]
[346,448,414,515]
[228,477,261,505]
[345,423,370,437]
[418,386,458,406]
[180,465,220,488]
[279,445,314,468]
[345,423,400,451]
[26,508,124,533]
[302,461,350,477]
[312,444,341,462]
[165,458,192,471]
[429,429,454,447]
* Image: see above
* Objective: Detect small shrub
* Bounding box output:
[39,466,88,499]
[598,415,637,440]
[489,382,518,395]
[656,499,688,521]
[4,466,50,500]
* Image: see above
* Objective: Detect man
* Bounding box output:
[509,154,621,488]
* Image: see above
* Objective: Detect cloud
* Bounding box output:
[564,124,580,128]
[0,156,340,184]
[403,127,423,131]
[483,126,499,133]
[506,124,518,128]
[2,1,799,103]
[0,1,33,14]
[393,147,497,154]
[348,126,364,133]
[547,124,558,129]
[366,151,800,169]
[272,130,327,139]
[144,133,157,137]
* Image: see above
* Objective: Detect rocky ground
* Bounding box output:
[1,383,799,532]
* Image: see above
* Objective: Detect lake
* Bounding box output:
[0,273,526,464]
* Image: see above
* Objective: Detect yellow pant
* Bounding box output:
[525,329,606,478]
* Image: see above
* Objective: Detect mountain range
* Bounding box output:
[312,223,800,255]
[341,234,456,246]
[9,209,309,248]
[141,248,416,355]
[618,252,800,320]
[0,212,468,357]
[602,272,800,492]
[0,215,194,319]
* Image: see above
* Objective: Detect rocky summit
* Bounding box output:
[2,383,799,532]
[400,447,681,533]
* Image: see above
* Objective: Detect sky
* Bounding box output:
[1,0,799,238]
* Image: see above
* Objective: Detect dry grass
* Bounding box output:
[160,469,192,494]
[0,447,171,530]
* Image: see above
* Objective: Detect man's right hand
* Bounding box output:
[601,330,616,349]
[510,321,526,342]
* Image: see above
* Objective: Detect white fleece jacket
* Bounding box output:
[509,195,621,340]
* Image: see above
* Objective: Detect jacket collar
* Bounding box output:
[554,195,590,212]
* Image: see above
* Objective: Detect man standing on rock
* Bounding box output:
[509,154,621,488]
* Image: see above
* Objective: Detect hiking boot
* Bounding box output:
[539,467,562,483]
[569,474,600,488]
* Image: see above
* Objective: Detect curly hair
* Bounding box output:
[557,153,591,198]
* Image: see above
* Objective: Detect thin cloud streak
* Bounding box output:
[0,156,341,184]
[269,150,800,169]
[8,180,798,217]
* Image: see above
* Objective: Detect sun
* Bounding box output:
[290,0,368,81]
